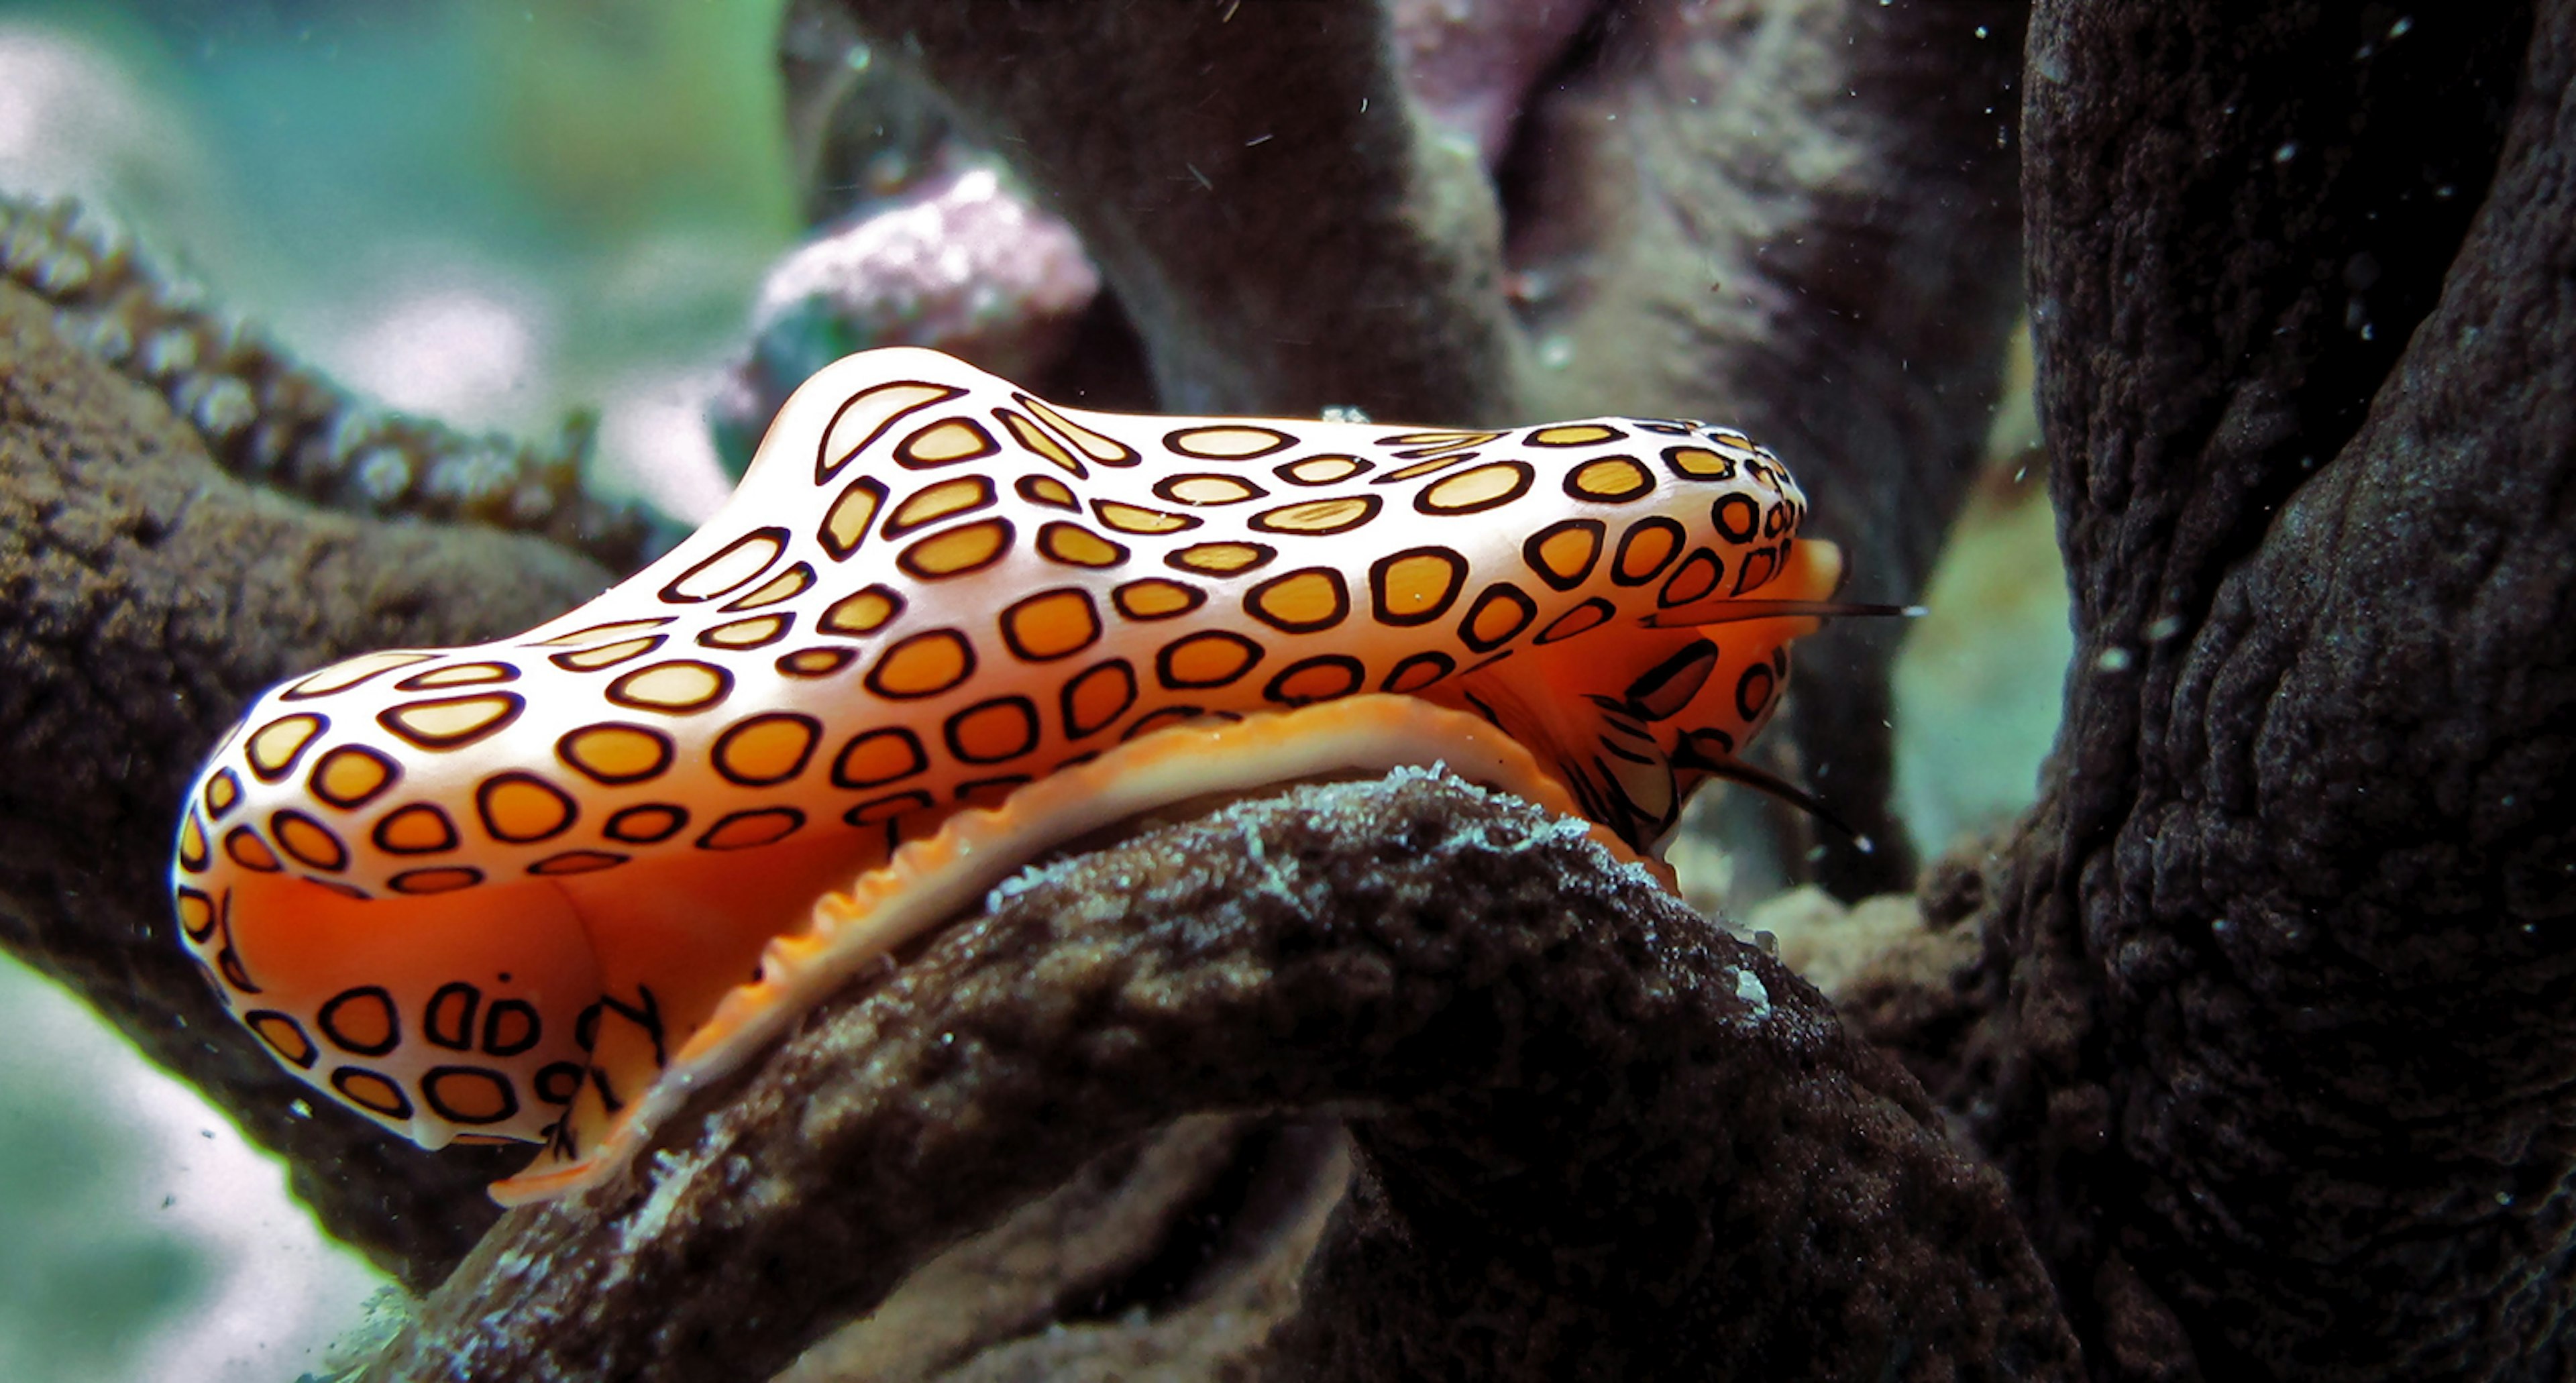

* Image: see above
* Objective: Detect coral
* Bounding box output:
[0,195,650,571]
[709,165,1103,477]
[361,773,2075,1382]
[1959,1,2576,1374]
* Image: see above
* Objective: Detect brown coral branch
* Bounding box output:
[0,195,653,571]
[1965,1,2576,1375]
[365,773,2078,1382]
[0,280,623,1287]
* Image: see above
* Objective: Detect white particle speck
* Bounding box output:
[2096,646,2135,672]
[1733,969,1772,1019]
[2275,141,2300,163]
[2390,16,2414,38]
[1975,25,1988,38]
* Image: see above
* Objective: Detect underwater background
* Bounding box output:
[0,1,2066,1377]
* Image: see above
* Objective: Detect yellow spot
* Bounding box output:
[1001,589,1101,661]
[819,381,963,478]
[479,774,575,843]
[284,651,432,698]
[777,647,856,677]
[1528,423,1624,447]
[1383,454,1477,482]
[374,804,458,854]
[1169,542,1272,575]
[1419,461,1532,514]
[1252,496,1377,535]
[400,661,517,689]
[700,809,803,850]
[1664,446,1738,479]
[947,699,1037,763]
[321,989,396,1052]
[174,889,217,939]
[203,769,240,818]
[867,630,975,700]
[1466,588,1535,647]
[1615,521,1683,583]
[1383,653,1452,694]
[1536,600,1613,645]
[1113,579,1203,620]
[273,812,348,870]
[310,746,396,808]
[1381,429,1501,456]
[665,529,784,602]
[724,565,814,611]
[714,714,820,785]
[1268,658,1361,704]
[1166,424,1292,459]
[897,418,999,466]
[531,849,626,876]
[391,865,482,894]
[820,586,902,636]
[1161,475,1264,505]
[332,1068,410,1117]
[533,618,672,648]
[1159,631,1260,689]
[423,1068,515,1123]
[1095,501,1195,535]
[610,661,731,714]
[999,407,1085,476]
[1372,549,1464,624]
[1279,454,1364,485]
[1038,522,1128,569]
[700,615,788,649]
[833,728,926,787]
[552,637,662,671]
[381,694,523,749]
[1017,474,1078,510]
[1062,661,1137,737]
[900,518,1014,579]
[177,812,210,871]
[248,714,326,781]
[1248,569,1347,632]
[1568,456,1654,501]
[1532,524,1602,586]
[223,827,282,872]
[818,478,887,560]
[248,1013,314,1066]
[558,724,673,785]
[887,476,995,535]
[605,804,688,844]
[1018,394,1136,464]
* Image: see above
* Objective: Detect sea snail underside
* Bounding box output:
[170,347,1841,1203]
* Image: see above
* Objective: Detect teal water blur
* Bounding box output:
[0,2,797,1377]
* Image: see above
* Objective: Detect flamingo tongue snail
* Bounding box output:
[168,347,1848,1204]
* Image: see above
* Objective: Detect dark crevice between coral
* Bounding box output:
[1063,1117,1346,1325]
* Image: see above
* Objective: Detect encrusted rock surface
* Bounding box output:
[364,773,2076,1382]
